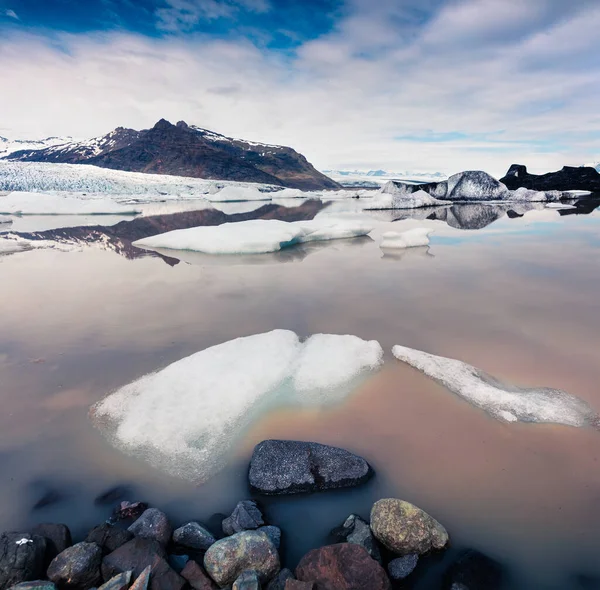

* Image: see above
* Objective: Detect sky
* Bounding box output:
[1,0,600,176]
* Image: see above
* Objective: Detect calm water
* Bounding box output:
[2,200,600,589]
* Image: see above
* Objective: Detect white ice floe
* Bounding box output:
[92,330,384,480]
[365,189,451,210]
[0,214,12,224]
[133,218,373,255]
[380,228,433,249]
[0,192,142,215]
[545,202,576,210]
[205,185,272,202]
[392,345,599,427]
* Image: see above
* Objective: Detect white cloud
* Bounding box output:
[1,0,600,175]
[3,8,18,19]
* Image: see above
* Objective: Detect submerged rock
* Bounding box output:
[203,531,279,587]
[128,509,172,546]
[370,499,448,555]
[443,550,504,590]
[335,515,381,562]
[172,523,216,552]
[249,440,373,495]
[295,544,390,590]
[180,560,217,590]
[0,533,47,589]
[388,555,419,580]
[232,570,261,590]
[222,502,264,536]
[46,542,103,590]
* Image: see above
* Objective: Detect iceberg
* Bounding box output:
[0,214,12,224]
[365,189,451,210]
[132,218,373,255]
[380,228,432,249]
[392,345,599,427]
[92,330,383,480]
[205,185,272,202]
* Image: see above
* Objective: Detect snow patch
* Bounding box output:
[380,228,432,249]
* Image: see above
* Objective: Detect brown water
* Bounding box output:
[1,204,600,589]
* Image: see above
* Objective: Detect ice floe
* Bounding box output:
[546,202,576,210]
[365,189,451,210]
[92,330,384,480]
[392,345,599,427]
[133,218,373,255]
[380,228,432,249]
[205,185,272,202]
[0,192,142,215]
[0,214,12,224]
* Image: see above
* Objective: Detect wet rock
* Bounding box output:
[101,537,166,581]
[30,525,72,566]
[128,566,150,590]
[388,555,418,580]
[370,499,448,555]
[335,515,380,562]
[265,569,293,590]
[249,440,373,495]
[47,542,102,590]
[94,487,133,507]
[232,570,260,590]
[128,509,172,546]
[295,544,390,590]
[172,523,216,552]
[85,524,134,555]
[257,527,280,550]
[284,582,313,590]
[180,560,217,590]
[167,555,188,574]
[443,550,503,590]
[203,530,279,587]
[222,502,264,536]
[7,582,56,590]
[97,571,132,590]
[0,533,47,589]
[109,502,148,525]
[144,558,185,590]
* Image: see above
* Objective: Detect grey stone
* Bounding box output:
[101,537,166,582]
[86,524,134,555]
[128,509,172,546]
[0,533,47,589]
[338,515,381,563]
[222,502,264,536]
[257,527,280,550]
[172,523,216,552]
[265,569,293,590]
[47,542,103,590]
[249,440,373,495]
[97,571,132,590]
[388,555,418,580]
[232,570,260,590]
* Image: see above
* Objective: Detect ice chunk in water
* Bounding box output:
[380,228,432,249]
[92,330,383,480]
[365,189,450,210]
[205,185,272,202]
[392,345,599,427]
[0,214,12,224]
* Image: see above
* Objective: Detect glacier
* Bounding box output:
[92,330,384,480]
[392,345,599,427]
[380,228,433,249]
[0,192,142,215]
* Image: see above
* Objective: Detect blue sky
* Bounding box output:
[2,0,600,174]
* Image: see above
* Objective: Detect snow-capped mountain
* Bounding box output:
[322,169,447,187]
[0,136,75,158]
[4,120,339,191]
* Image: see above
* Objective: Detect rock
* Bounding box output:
[388,555,418,580]
[94,487,133,506]
[128,566,150,590]
[500,164,600,192]
[85,524,134,555]
[30,525,72,566]
[47,542,103,590]
[97,571,132,590]
[167,555,188,574]
[249,440,373,495]
[144,558,185,590]
[444,171,509,201]
[128,509,172,546]
[335,515,380,562]
[257,527,281,550]
[295,544,390,590]
[0,533,47,589]
[180,560,217,590]
[101,537,166,581]
[284,582,313,590]
[109,502,148,525]
[172,523,216,551]
[265,569,293,590]
[443,550,503,590]
[203,531,279,587]
[370,499,448,555]
[232,570,260,590]
[7,582,56,590]
[222,502,264,536]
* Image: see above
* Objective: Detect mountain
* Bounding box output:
[0,136,75,158]
[583,161,600,173]
[500,164,600,192]
[322,169,447,187]
[4,120,339,191]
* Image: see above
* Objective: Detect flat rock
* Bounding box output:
[128,509,172,546]
[203,531,279,587]
[180,560,217,590]
[222,502,264,536]
[30,525,72,567]
[7,582,56,590]
[232,570,260,590]
[172,523,216,551]
[86,524,134,555]
[335,515,380,562]
[370,499,448,555]
[388,555,418,580]
[266,569,293,590]
[101,537,166,581]
[249,440,373,495]
[47,542,103,590]
[295,544,390,590]
[97,571,132,590]
[443,550,504,590]
[0,533,47,589]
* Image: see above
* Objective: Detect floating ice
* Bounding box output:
[205,185,272,202]
[0,214,12,224]
[545,202,576,210]
[0,192,142,215]
[380,228,432,249]
[365,189,451,210]
[133,218,373,255]
[92,330,384,480]
[0,235,76,255]
[392,345,599,427]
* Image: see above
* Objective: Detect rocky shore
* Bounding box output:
[0,441,502,590]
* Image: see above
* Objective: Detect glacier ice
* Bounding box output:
[205,185,272,202]
[380,228,432,249]
[92,330,384,480]
[365,188,451,210]
[392,345,599,427]
[133,218,373,255]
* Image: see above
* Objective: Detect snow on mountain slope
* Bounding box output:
[0,136,75,158]
[323,169,447,187]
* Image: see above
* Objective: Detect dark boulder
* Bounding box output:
[249,440,373,495]
[266,569,294,590]
[295,544,390,590]
[109,502,148,525]
[232,570,260,590]
[333,515,380,562]
[180,560,217,590]
[97,571,132,590]
[46,542,102,590]
[85,524,134,555]
[0,533,47,589]
[388,555,418,580]
[128,509,172,546]
[222,502,264,536]
[443,550,503,590]
[101,537,165,581]
[30,525,72,567]
[500,164,600,192]
[172,523,216,551]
